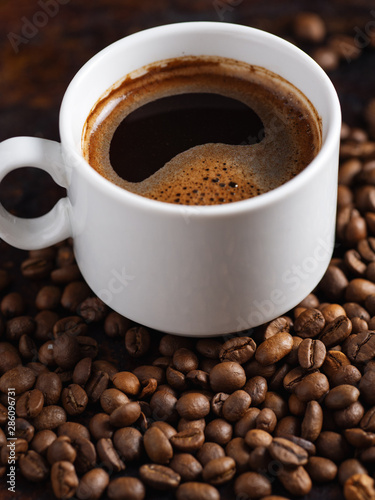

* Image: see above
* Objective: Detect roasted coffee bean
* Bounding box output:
[234,471,272,498]
[139,464,180,490]
[338,459,368,485]
[209,362,246,393]
[343,473,375,500]
[346,279,375,303]
[35,286,61,310]
[104,311,131,338]
[18,334,37,360]
[322,350,351,378]
[278,465,312,496]
[301,401,323,442]
[33,406,67,431]
[345,428,375,448]
[34,310,59,341]
[171,428,205,452]
[15,417,35,442]
[77,297,107,323]
[316,431,350,462]
[169,453,202,482]
[173,348,199,374]
[51,264,81,285]
[109,402,141,427]
[256,407,277,432]
[320,303,347,323]
[1,292,25,318]
[268,437,308,466]
[306,456,337,483]
[205,418,233,446]
[47,436,77,464]
[107,476,145,500]
[152,421,178,439]
[319,315,352,348]
[35,372,62,405]
[16,389,44,419]
[346,330,375,364]
[244,358,277,379]
[255,332,293,366]
[53,333,81,370]
[293,11,326,42]
[30,430,57,456]
[176,392,210,420]
[96,438,125,472]
[50,461,79,499]
[85,370,109,402]
[21,257,53,280]
[143,426,174,465]
[6,315,35,341]
[124,326,150,358]
[0,342,22,373]
[89,413,114,441]
[245,429,273,448]
[1,437,28,464]
[72,356,92,386]
[221,390,251,422]
[166,365,188,391]
[294,308,326,338]
[196,442,225,467]
[275,415,300,437]
[298,338,326,369]
[334,401,365,428]
[61,384,88,416]
[159,335,193,357]
[57,422,90,441]
[294,372,329,402]
[330,364,362,387]
[73,436,97,475]
[282,434,317,456]
[360,407,375,432]
[176,482,220,500]
[243,376,267,406]
[325,384,360,410]
[76,469,110,500]
[150,389,178,423]
[202,456,236,485]
[186,369,210,390]
[61,281,91,312]
[196,339,221,359]
[0,365,35,395]
[53,316,88,338]
[225,437,250,473]
[100,388,129,414]
[219,336,256,364]
[113,427,143,462]
[234,408,261,437]
[112,371,140,396]
[19,450,49,482]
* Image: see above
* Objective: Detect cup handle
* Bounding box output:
[0,137,72,250]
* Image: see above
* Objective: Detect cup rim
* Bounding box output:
[60,21,341,217]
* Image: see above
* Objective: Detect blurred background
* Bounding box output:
[0,1,375,498]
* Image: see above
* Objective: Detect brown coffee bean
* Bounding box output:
[221,390,251,422]
[124,325,150,357]
[176,392,210,420]
[306,456,337,483]
[53,316,88,338]
[171,428,205,453]
[21,257,53,280]
[152,421,178,439]
[144,426,173,464]
[234,408,261,437]
[1,437,28,464]
[96,438,125,472]
[322,350,351,378]
[256,407,277,433]
[244,359,277,379]
[294,372,329,402]
[85,370,109,402]
[209,361,246,393]
[0,342,22,373]
[219,336,256,364]
[107,476,145,500]
[196,442,225,467]
[346,278,375,303]
[360,407,375,432]
[301,401,323,442]
[47,436,77,464]
[339,459,368,485]
[159,335,193,357]
[104,311,131,338]
[99,388,129,414]
[325,384,360,410]
[71,357,91,386]
[34,311,59,341]
[293,12,326,42]
[281,434,317,456]
[0,365,35,395]
[112,371,140,396]
[15,418,35,442]
[113,427,143,462]
[275,415,300,437]
[169,453,202,482]
[50,461,78,499]
[51,264,81,285]
[139,464,180,490]
[255,332,293,365]
[344,473,375,500]
[150,389,178,423]
[53,333,81,370]
[73,436,97,475]
[77,297,107,323]
[298,338,326,369]
[19,450,49,482]
[76,469,110,500]
[35,372,62,405]
[61,281,91,312]
[225,437,250,473]
[319,315,352,348]
[58,422,90,441]
[330,364,362,387]
[110,402,141,427]
[316,431,350,462]
[166,365,188,391]
[268,436,308,466]
[346,330,375,364]
[18,333,37,360]
[176,482,220,500]
[294,308,326,338]
[16,389,44,419]
[89,413,113,441]
[6,315,35,341]
[334,401,365,428]
[30,430,57,456]
[172,348,198,374]
[243,376,267,406]
[202,456,236,485]
[35,286,61,310]
[61,384,88,416]
[186,369,210,390]
[278,465,312,496]
[33,406,67,431]
[234,471,272,499]
[196,339,221,359]
[345,428,375,448]
[245,429,272,448]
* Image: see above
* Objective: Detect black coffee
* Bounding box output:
[83,56,321,205]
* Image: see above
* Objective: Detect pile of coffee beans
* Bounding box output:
[2,14,375,500]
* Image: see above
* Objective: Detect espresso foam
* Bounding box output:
[83,56,321,205]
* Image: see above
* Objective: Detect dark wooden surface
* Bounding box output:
[1,0,375,498]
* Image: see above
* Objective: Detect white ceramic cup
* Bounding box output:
[0,22,341,336]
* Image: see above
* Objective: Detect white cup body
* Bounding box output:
[58,22,341,336]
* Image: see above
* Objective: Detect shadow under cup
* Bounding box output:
[60,22,341,336]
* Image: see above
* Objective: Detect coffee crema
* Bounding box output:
[83,56,322,205]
